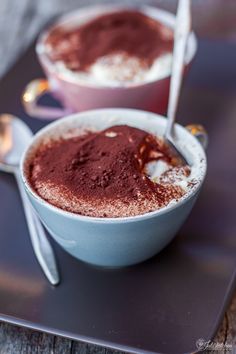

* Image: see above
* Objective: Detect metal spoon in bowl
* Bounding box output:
[0,114,59,285]
[164,0,191,165]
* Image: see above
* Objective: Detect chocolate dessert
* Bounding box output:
[44,10,173,85]
[28,125,190,218]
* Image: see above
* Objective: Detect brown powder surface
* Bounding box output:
[28,125,185,217]
[46,10,173,72]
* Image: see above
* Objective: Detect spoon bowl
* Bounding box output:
[0,114,32,172]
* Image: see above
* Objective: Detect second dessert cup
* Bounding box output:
[22,4,197,119]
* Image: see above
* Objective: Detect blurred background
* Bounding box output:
[0,0,236,77]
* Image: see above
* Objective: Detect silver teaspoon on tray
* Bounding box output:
[164,0,191,165]
[0,114,60,285]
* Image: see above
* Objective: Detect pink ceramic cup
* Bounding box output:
[22,5,197,120]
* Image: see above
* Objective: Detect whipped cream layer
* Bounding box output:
[52,52,172,86]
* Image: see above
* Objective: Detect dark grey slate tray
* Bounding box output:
[0,36,235,354]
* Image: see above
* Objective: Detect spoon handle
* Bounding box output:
[165,0,191,138]
[14,170,60,285]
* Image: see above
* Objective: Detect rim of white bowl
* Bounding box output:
[20,108,207,224]
[36,4,198,89]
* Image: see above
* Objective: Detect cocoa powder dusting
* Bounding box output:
[29,125,186,217]
[46,10,173,71]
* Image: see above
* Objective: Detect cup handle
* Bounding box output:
[185,124,208,150]
[22,79,71,120]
